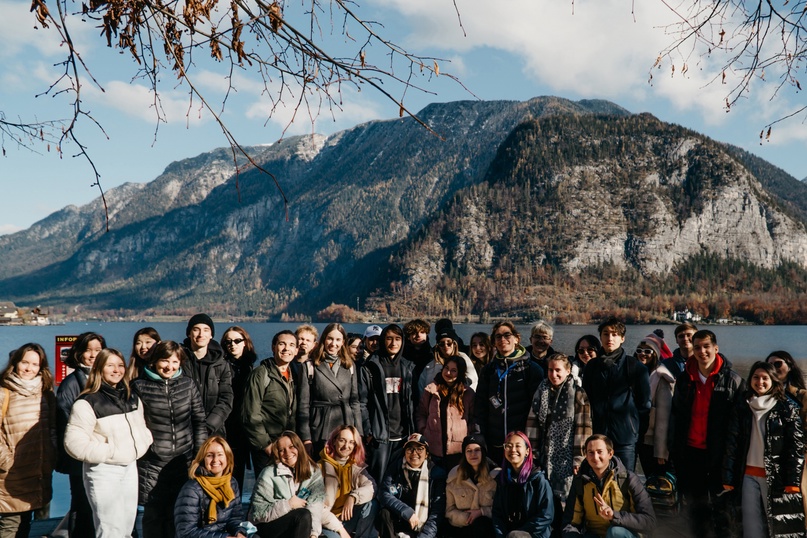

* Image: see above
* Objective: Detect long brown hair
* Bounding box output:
[81,349,130,398]
[272,431,315,482]
[435,356,468,415]
[127,327,161,381]
[311,323,353,369]
[1,343,54,393]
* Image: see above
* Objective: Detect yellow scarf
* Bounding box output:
[319,448,352,514]
[195,474,235,524]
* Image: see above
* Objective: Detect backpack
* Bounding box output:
[644,472,679,514]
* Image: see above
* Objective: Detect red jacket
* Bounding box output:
[686,355,724,449]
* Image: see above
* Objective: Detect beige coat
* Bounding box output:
[645,363,675,460]
[445,465,498,527]
[320,459,375,532]
[0,375,57,513]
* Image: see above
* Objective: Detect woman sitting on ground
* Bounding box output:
[445,434,499,538]
[319,425,377,538]
[249,430,325,538]
[174,436,253,538]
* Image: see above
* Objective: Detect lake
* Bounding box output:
[1,320,804,517]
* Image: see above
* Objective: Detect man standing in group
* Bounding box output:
[663,322,697,379]
[182,313,233,436]
[582,318,650,472]
[361,325,382,362]
[670,330,744,538]
[527,320,557,377]
[241,330,299,475]
[403,318,432,391]
[295,324,319,363]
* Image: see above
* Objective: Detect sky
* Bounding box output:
[1,0,805,235]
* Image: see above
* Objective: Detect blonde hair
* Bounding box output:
[189,436,235,478]
[81,349,129,398]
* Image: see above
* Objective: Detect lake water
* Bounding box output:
[2,320,805,517]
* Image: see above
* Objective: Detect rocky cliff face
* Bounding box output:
[1,98,806,318]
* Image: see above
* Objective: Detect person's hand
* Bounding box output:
[264,442,273,456]
[289,496,308,509]
[593,492,614,521]
[408,512,420,530]
[466,509,482,524]
[340,495,356,521]
[657,458,667,465]
[573,464,580,475]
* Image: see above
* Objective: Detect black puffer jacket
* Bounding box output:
[174,469,245,538]
[132,368,207,504]
[473,346,544,448]
[723,395,805,537]
[182,339,234,436]
[55,366,90,475]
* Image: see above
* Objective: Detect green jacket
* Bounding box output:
[241,359,296,451]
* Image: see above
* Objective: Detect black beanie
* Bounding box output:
[462,433,488,459]
[187,313,215,337]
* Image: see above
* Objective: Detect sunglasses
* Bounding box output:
[223,338,245,346]
[577,347,596,355]
[635,348,654,356]
[770,360,787,369]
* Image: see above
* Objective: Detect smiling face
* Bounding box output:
[751,368,773,396]
[464,443,483,470]
[586,438,614,478]
[530,332,552,356]
[576,342,597,364]
[82,339,103,368]
[223,330,245,360]
[635,344,655,365]
[102,355,126,387]
[384,333,403,356]
[273,334,298,365]
[546,359,570,387]
[135,335,157,359]
[408,331,428,346]
[189,324,212,351]
[334,428,356,460]
[204,442,228,477]
[493,327,518,356]
[504,434,528,471]
[347,338,361,359]
[693,336,719,374]
[324,329,344,356]
[276,435,298,468]
[404,443,427,468]
[470,336,488,361]
[154,352,181,379]
[16,350,41,381]
[365,336,380,354]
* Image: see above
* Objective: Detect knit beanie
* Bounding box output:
[187,313,215,337]
[642,332,673,360]
[639,336,661,360]
[462,433,488,459]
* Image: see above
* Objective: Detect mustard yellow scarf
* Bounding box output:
[195,474,235,524]
[319,448,353,514]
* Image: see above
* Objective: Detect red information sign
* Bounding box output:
[55,335,78,386]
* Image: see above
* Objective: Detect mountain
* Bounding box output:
[2,97,806,322]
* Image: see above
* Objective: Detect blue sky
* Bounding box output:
[2,0,805,235]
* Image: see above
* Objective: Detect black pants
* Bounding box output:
[256,508,312,538]
[377,507,418,538]
[251,448,272,479]
[69,473,95,537]
[677,446,733,538]
[367,439,405,484]
[444,516,495,538]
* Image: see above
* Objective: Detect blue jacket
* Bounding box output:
[174,472,245,538]
[379,456,446,538]
[492,468,553,538]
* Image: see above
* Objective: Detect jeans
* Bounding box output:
[320,500,378,538]
[613,443,636,472]
[742,474,770,538]
[367,439,405,484]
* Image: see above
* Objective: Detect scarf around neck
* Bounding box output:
[319,448,352,514]
[195,473,235,524]
[536,377,577,499]
[404,461,430,531]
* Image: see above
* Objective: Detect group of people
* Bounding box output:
[0,315,803,538]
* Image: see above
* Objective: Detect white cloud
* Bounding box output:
[83,81,214,125]
[0,224,22,236]
[0,0,67,58]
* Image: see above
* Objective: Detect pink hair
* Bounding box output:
[325,425,365,467]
